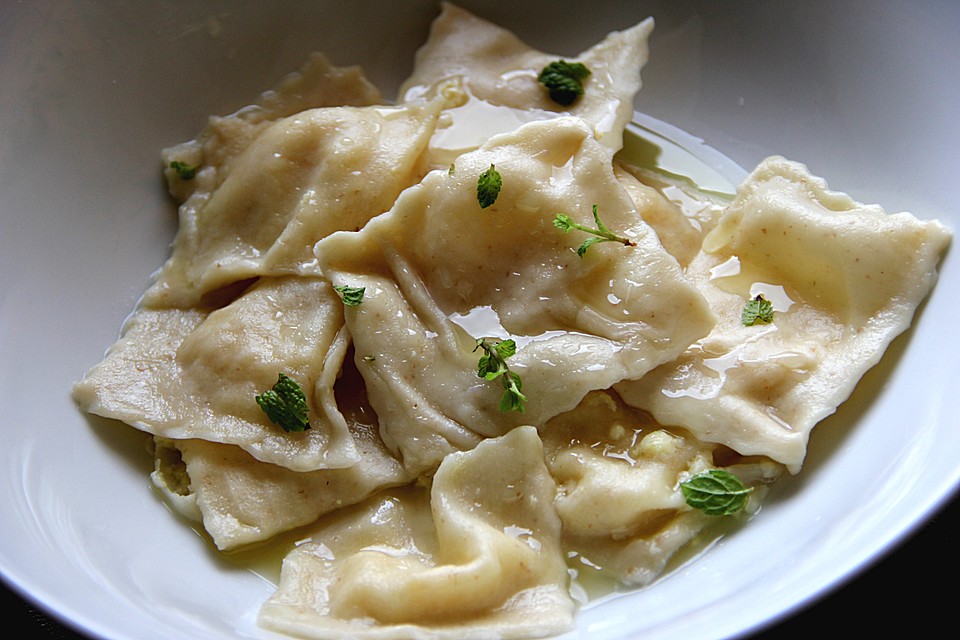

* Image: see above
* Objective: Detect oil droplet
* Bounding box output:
[709,256,741,280]
[428,91,559,164]
[749,282,794,312]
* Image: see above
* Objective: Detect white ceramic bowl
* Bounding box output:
[2,2,957,639]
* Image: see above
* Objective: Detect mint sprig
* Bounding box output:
[473,338,526,413]
[554,205,635,257]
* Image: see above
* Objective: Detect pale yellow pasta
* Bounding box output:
[148,98,444,308]
[616,157,951,473]
[75,277,360,471]
[400,2,652,156]
[71,4,950,640]
[258,427,575,640]
[314,116,714,475]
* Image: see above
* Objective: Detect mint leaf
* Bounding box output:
[334,284,365,307]
[553,213,576,232]
[256,373,310,432]
[169,160,198,180]
[538,60,591,106]
[499,371,525,413]
[681,469,754,516]
[742,294,774,326]
[477,164,502,209]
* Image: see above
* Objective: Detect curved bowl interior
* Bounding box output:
[1,2,957,639]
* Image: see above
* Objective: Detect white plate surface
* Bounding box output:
[1,2,958,639]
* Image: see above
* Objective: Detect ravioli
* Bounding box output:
[315,116,714,475]
[146,336,414,551]
[616,157,951,473]
[161,52,384,207]
[151,425,410,551]
[540,391,781,587]
[158,53,385,298]
[71,4,952,640]
[74,277,359,471]
[614,163,702,268]
[258,426,575,640]
[400,2,653,163]
[148,98,444,308]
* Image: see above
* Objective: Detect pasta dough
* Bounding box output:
[74,277,361,471]
[616,157,951,473]
[541,391,781,587]
[161,52,384,207]
[149,97,444,308]
[151,420,410,551]
[400,2,653,165]
[314,116,714,475]
[70,4,950,640]
[258,426,576,640]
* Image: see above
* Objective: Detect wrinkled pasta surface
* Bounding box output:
[73,3,949,639]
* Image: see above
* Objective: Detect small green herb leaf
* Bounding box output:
[169,160,198,180]
[553,213,576,232]
[538,60,591,106]
[477,164,502,209]
[681,469,754,516]
[741,294,774,326]
[473,338,526,412]
[256,373,310,432]
[554,205,635,257]
[575,236,605,257]
[499,371,525,413]
[334,285,365,307]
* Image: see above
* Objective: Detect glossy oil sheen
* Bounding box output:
[1,3,958,640]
